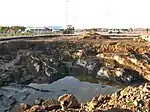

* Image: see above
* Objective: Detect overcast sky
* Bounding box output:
[0,0,150,28]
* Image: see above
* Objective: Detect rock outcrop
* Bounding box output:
[0,38,149,87]
[97,67,143,84]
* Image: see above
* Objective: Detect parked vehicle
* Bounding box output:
[108,29,121,34]
[63,25,75,34]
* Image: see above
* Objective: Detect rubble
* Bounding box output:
[113,53,150,81]
[0,38,149,86]
[0,36,149,111]
[97,67,143,84]
[140,35,150,42]
[18,83,150,112]
[58,94,80,110]
[42,99,61,111]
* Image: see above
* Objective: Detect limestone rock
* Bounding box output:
[58,94,79,110]
[97,67,142,84]
[42,99,61,111]
[34,98,44,105]
[87,96,99,111]
[19,103,29,112]
[97,67,110,78]
[76,58,101,74]
[25,105,45,112]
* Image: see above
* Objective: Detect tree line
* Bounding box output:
[0,26,26,33]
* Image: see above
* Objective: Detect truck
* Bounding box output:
[63,25,75,34]
[108,29,122,34]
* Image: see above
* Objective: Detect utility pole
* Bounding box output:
[66,0,68,29]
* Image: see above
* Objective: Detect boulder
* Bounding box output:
[87,96,99,111]
[76,59,87,67]
[19,103,30,112]
[58,94,79,110]
[42,99,61,111]
[76,58,101,74]
[97,67,111,79]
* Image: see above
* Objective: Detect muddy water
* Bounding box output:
[9,76,120,112]
[26,76,120,103]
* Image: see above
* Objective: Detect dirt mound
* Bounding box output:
[81,33,110,39]
[91,34,110,39]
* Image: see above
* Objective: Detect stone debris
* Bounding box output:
[96,52,150,82]
[86,96,99,111]
[58,94,80,110]
[18,83,150,112]
[42,99,61,111]
[97,67,143,84]
[84,83,150,112]
[0,36,149,111]
[140,35,150,42]
[113,53,150,81]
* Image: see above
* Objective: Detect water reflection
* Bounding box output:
[28,76,120,103]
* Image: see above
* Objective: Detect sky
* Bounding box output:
[0,0,150,29]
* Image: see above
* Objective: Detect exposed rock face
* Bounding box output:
[114,53,150,81]
[0,50,102,87]
[97,67,144,84]
[0,50,62,85]
[96,51,150,82]
[0,41,83,86]
[76,58,101,75]
[0,39,149,87]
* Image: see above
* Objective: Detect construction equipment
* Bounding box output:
[63,25,75,34]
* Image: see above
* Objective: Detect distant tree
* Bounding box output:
[0,26,2,32]
[130,27,133,32]
[0,26,10,33]
[0,26,26,34]
[19,26,26,31]
[146,28,149,33]
[122,29,129,32]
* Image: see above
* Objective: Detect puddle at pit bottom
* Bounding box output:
[25,76,120,103]
[9,76,121,112]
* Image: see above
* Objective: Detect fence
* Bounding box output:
[0,31,64,38]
